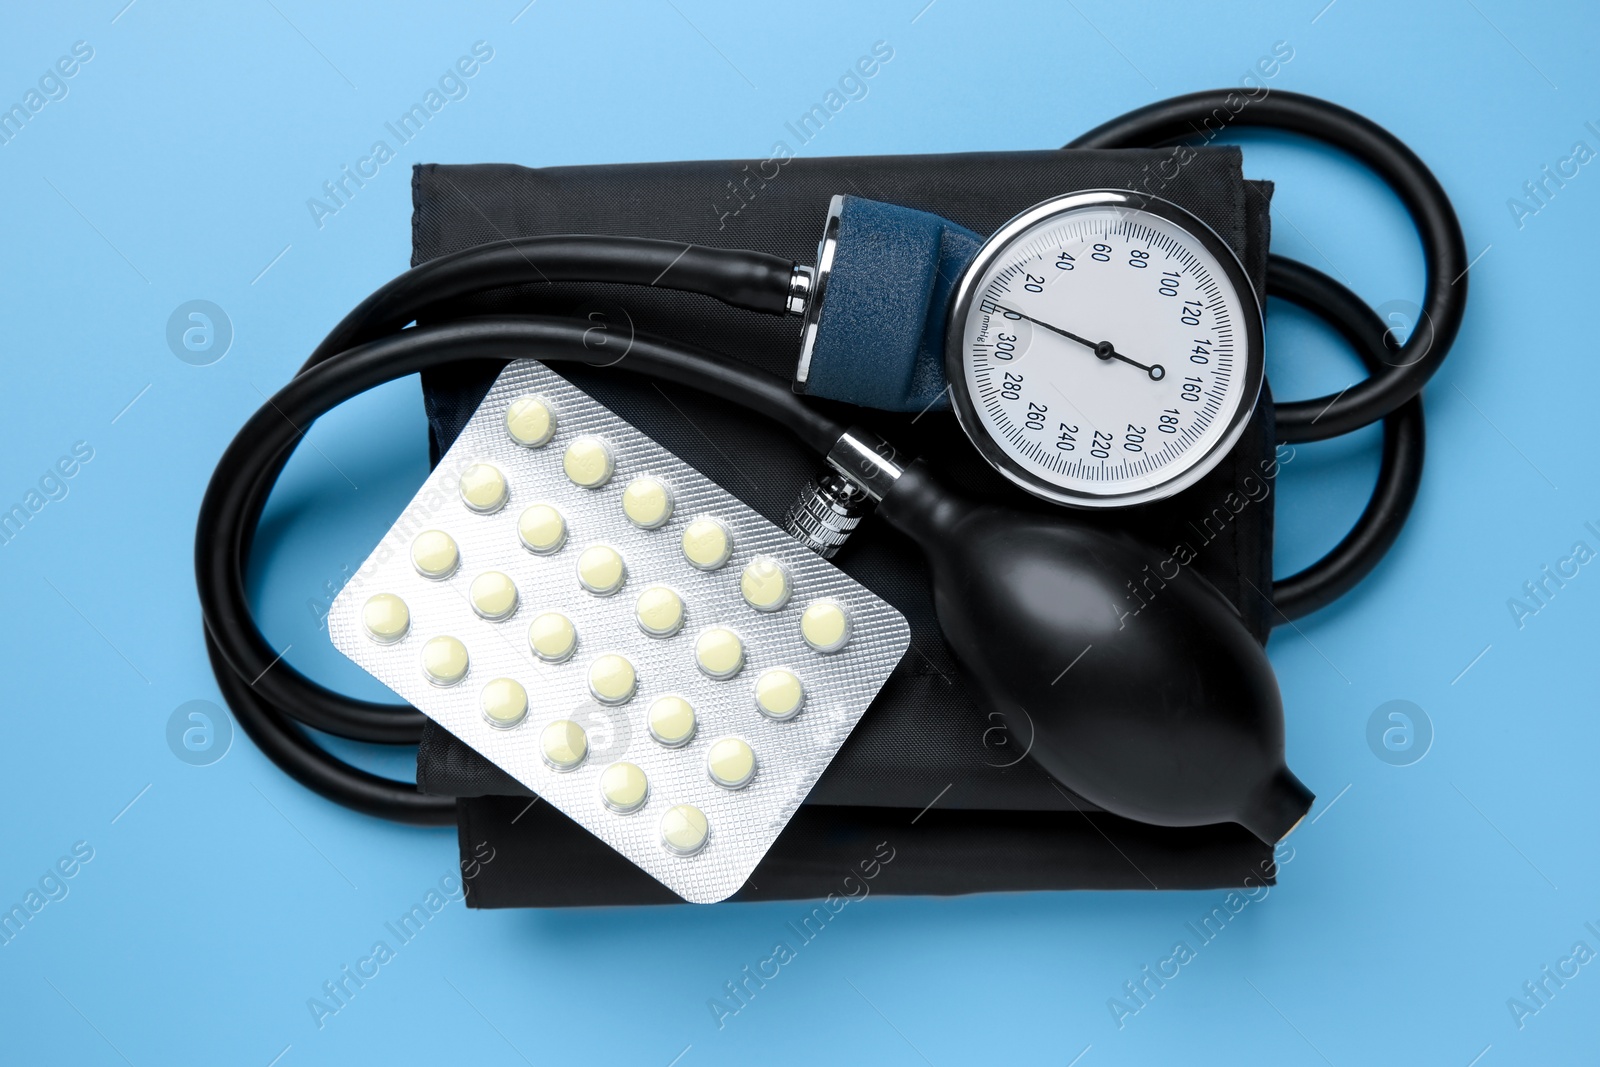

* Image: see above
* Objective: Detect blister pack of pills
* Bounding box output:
[327,359,910,903]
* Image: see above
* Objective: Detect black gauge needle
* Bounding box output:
[993,305,1166,381]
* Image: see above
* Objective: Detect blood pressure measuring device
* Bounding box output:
[801,189,1265,507]
[198,91,1465,899]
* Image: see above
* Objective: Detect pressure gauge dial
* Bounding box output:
[946,190,1264,508]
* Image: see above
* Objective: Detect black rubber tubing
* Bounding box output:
[201,92,1460,822]
[1066,88,1468,442]
[307,236,799,369]
[196,316,844,824]
[199,279,1416,819]
[203,626,454,824]
[228,232,804,741]
[1266,257,1425,620]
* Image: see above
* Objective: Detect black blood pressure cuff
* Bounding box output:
[409,148,1282,906]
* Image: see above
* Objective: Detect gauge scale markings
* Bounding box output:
[950,193,1262,505]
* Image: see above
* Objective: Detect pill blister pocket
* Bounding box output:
[328,359,910,903]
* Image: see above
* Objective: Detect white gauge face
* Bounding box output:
[949,192,1263,508]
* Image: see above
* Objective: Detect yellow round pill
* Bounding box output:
[740,556,792,612]
[599,761,649,813]
[576,544,626,596]
[694,627,744,679]
[517,504,567,555]
[707,737,756,790]
[527,611,577,663]
[362,593,410,644]
[480,677,528,729]
[635,585,686,637]
[421,635,469,687]
[647,695,697,748]
[563,435,615,488]
[505,394,556,448]
[681,517,732,571]
[410,530,459,580]
[587,653,638,705]
[754,667,805,720]
[800,598,853,653]
[540,718,587,771]
[621,475,674,529]
[660,804,708,856]
[459,463,508,513]
[468,570,519,621]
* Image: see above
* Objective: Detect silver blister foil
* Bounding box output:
[328,360,909,903]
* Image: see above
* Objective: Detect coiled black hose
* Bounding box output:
[1068,88,1467,441]
[199,260,819,825]
[1068,88,1464,620]
[199,91,1465,821]
[1266,258,1426,620]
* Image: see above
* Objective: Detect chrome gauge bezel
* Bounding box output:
[944,189,1265,509]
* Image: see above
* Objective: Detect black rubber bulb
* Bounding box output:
[877,461,1313,844]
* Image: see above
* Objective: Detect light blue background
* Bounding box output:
[2,1,1596,1063]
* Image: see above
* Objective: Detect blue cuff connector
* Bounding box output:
[794,195,982,413]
